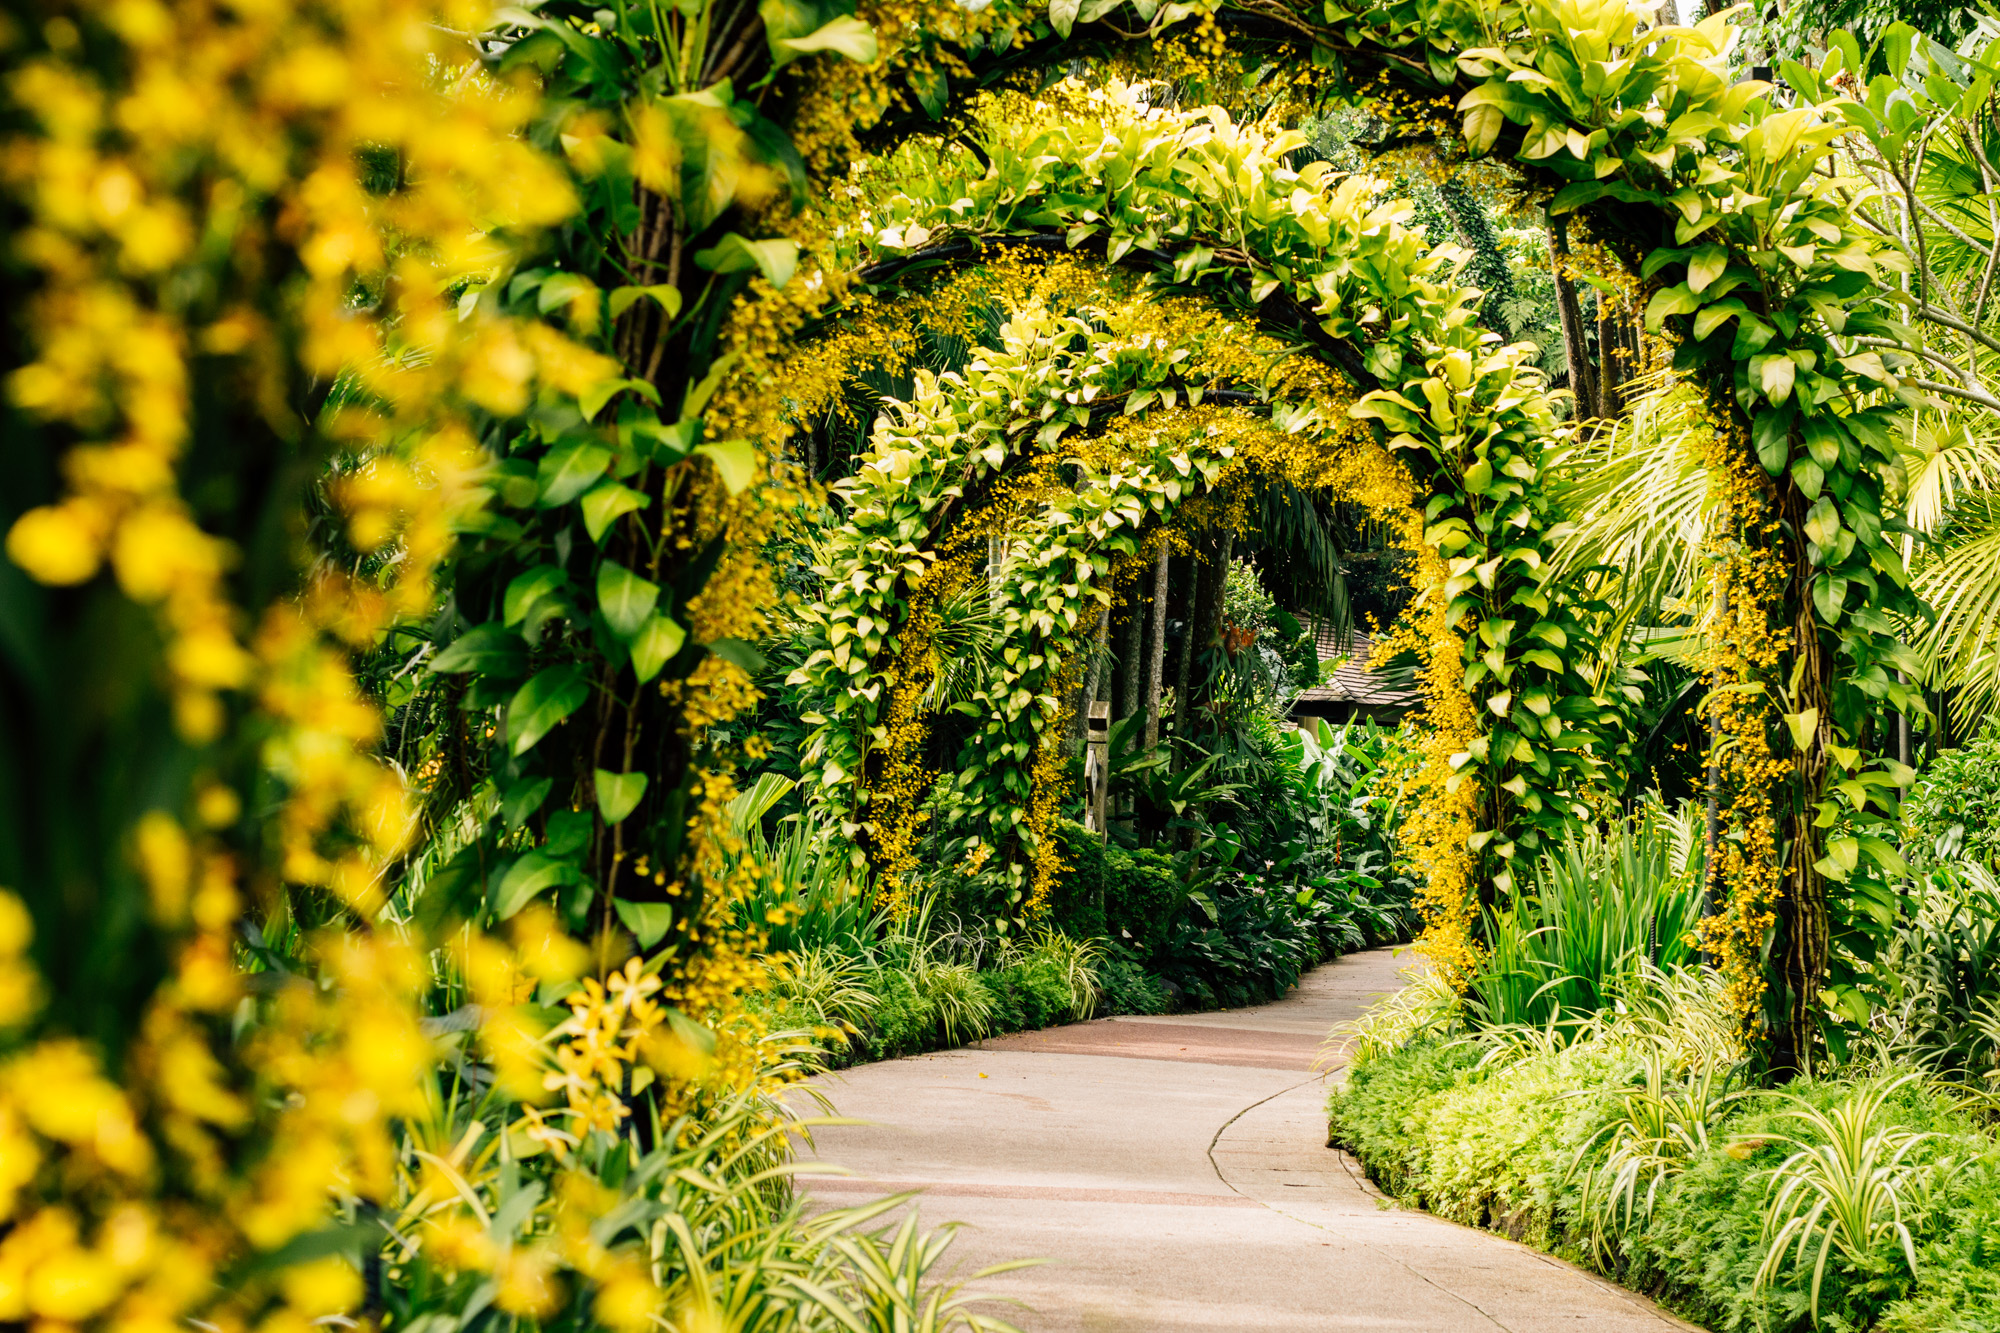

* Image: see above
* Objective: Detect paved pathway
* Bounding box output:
[801,946,1704,1332]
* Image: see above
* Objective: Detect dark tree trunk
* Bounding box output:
[1550,217,1600,419]
[1119,575,1144,729]
[1143,546,1170,752]
[1767,484,1834,1080]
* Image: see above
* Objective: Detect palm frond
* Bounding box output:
[1913,493,2000,723]
[1547,371,1715,636]
[1899,412,2000,540]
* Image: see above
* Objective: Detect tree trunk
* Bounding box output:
[1769,489,1834,1080]
[1549,217,1600,420]
[1439,174,1518,342]
[1168,554,1199,774]
[1144,544,1170,751]
[1074,603,1109,741]
[1204,535,1234,661]
[1119,576,1143,729]
[1596,297,1639,418]
[1704,577,1726,935]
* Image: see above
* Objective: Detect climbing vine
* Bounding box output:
[770,83,1617,966]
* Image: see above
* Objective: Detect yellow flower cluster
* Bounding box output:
[0,921,435,1333]
[1689,407,1792,1031]
[0,5,627,1332]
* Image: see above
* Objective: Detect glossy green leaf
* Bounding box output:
[695,438,758,494]
[608,284,683,321]
[614,898,674,948]
[775,14,878,63]
[491,851,576,921]
[538,441,614,507]
[431,624,527,676]
[508,664,590,755]
[580,480,649,542]
[1687,244,1729,294]
[692,233,797,288]
[598,561,660,639]
[501,777,553,829]
[594,769,649,825]
[503,565,568,627]
[631,612,687,683]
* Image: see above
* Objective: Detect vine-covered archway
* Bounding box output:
[694,3,1932,1070]
[763,87,1620,974]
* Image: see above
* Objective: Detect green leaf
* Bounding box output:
[508,664,590,755]
[579,377,659,422]
[491,852,576,921]
[775,14,878,63]
[1049,0,1081,35]
[580,480,650,542]
[1882,20,1916,76]
[1784,707,1819,751]
[709,637,768,672]
[544,809,592,857]
[614,899,674,949]
[502,777,553,829]
[1754,409,1793,475]
[1644,284,1700,330]
[504,565,568,627]
[1856,834,1911,877]
[1759,354,1797,404]
[692,233,797,288]
[537,272,598,316]
[598,561,661,639]
[1790,456,1824,500]
[1687,243,1728,294]
[431,624,527,675]
[539,441,614,507]
[609,284,683,321]
[1693,298,1747,342]
[1803,417,1844,468]
[1549,181,1610,214]
[631,613,687,683]
[1804,496,1841,549]
[595,769,649,825]
[695,438,758,494]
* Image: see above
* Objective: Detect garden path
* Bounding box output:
[800,946,1705,1332]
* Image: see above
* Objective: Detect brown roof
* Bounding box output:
[1293,625,1418,708]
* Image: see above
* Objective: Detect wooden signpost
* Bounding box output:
[1083,700,1110,841]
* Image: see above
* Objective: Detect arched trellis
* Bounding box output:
[776,90,1620,973]
[567,0,1936,1070]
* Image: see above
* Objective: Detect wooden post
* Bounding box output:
[1083,701,1111,842]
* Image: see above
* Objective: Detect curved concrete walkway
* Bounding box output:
[801,946,1706,1332]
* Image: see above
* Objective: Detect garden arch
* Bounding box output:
[701,1,1932,1071]
[445,0,1937,1071]
[771,89,1618,967]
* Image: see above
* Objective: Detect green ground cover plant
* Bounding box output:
[1330,796,2000,1333]
[1333,1000,2000,1331]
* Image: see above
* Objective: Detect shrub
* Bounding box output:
[1332,978,2000,1333]
[1095,947,1170,1015]
[861,967,937,1058]
[1906,734,2000,866]
[988,957,1076,1030]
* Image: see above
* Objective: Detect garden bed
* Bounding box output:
[1332,1023,2000,1333]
